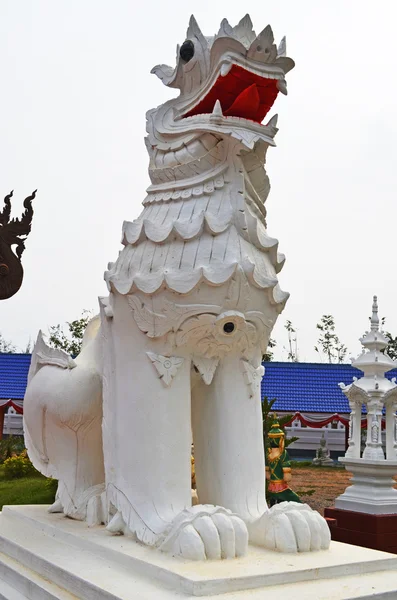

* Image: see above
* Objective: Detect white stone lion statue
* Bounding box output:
[24,14,330,560]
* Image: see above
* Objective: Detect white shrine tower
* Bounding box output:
[336,296,397,513]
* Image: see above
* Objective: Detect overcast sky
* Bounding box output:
[0,0,396,362]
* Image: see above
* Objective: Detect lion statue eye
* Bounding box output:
[223,322,235,334]
[179,40,195,62]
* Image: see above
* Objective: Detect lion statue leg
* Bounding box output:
[192,351,330,553]
[100,293,248,560]
[23,317,105,520]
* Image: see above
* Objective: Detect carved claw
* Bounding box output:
[48,498,63,514]
[160,505,248,560]
[248,502,331,553]
[106,510,128,535]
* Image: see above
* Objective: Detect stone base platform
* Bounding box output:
[2,506,397,599]
[325,506,397,555]
[336,458,397,515]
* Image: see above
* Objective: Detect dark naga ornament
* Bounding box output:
[0,189,36,300]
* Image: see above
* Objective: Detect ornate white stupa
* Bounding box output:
[337,296,397,514]
[340,296,397,461]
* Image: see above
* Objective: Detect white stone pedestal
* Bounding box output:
[2,506,397,599]
[336,458,397,514]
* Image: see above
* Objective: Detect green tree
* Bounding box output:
[378,317,397,360]
[22,338,33,353]
[314,314,347,363]
[0,333,16,353]
[261,396,299,453]
[285,320,298,362]
[0,436,24,463]
[383,333,397,360]
[48,310,92,356]
[262,338,276,362]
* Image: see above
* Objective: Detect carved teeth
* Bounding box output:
[212,99,223,117]
[220,63,232,77]
[266,114,278,128]
[277,79,288,95]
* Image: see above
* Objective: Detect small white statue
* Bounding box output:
[312,434,334,466]
[24,14,330,560]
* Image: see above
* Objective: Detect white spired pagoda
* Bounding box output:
[337,296,397,514]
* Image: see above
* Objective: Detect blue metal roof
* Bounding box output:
[2,354,397,414]
[262,362,397,413]
[0,354,31,399]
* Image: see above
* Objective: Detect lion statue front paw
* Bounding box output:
[159,504,248,560]
[248,502,331,553]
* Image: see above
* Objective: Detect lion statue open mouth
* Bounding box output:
[24,15,330,561]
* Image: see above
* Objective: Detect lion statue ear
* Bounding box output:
[151,15,209,91]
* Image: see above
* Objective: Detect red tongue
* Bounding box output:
[224,83,260,120]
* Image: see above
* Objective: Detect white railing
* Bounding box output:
[3,407,24,437]
[285,425,346,453]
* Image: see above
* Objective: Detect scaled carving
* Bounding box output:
[24,15,330,559]
[146,352,185,387]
